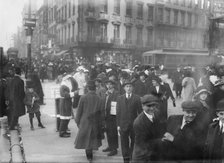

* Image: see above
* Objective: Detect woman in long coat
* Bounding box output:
[75,80,103,162]
[182,70,196,101]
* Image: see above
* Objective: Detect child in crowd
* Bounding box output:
[24,81,45,130]
[204,99,224,162]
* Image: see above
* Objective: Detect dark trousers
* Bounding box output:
[59,119,69,135]
[120,127,135,163]
[55,98,60,131]
[105,115,118,150]
[175,83,182,97]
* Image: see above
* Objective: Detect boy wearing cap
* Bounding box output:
[102,80,119,156]
[161,101,204,161]
[204,99,224,162]
[132,94,165,162]
[116,81,142,163]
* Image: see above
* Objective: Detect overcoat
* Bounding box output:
[0,79,7,117]
[204,121,224,162]
[133,80,150,97]
[116,94,142,131]
[59,85,72,119]
[182,77,196,101]
[75,91,103,149]
[162,115,205,161]
[132,112,165,162]
[23,91,40,113]
[10,75,25,117]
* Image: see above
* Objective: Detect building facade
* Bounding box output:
[32,0,211,68]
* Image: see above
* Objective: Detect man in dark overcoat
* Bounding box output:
[75,80,103,162]
[132,94,165,163]
[116,80,142,163]
[161,101,205,161]
[102,80,119,156]
[133,72,150,97]
[0,74,7,118]
[9,67,26,130]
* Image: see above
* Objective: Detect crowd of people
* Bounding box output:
[1,58,224,163]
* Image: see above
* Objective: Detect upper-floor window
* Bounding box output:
[174,10,178,25]
[114,24,120,39]
[148,5,153,21]
[114,0,120,15]
[173,0,178,5]
[87,0,94,12]
[181,11,185,26]
[194,14,198,26]
[73,0,75,15]
[87,21,95,40]
[137,3,143,19]
[165,8,170,24]
[182,0,185,6]
[188,13,192,27]
[65,5,67,18]
[126,0,132,17]
[137,27,143,44]
[68,2,71,18]
[126,26,132,42]
[158,8,163,23]
[100,23,107,38]
[188,0,192,8]
[100,0,108,13]
[147,28,153,45]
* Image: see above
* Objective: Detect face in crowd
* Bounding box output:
[217,111,224,123]
[183,109,197,122]
[124,84,133,94]
[106,82,114,90]
[143,103,159,116]
[199,92,208,101]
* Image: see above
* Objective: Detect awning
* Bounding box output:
[54,50,69,56]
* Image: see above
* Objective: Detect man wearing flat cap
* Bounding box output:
[116,80,142,163]
[161,100,205,161]
[213,79,224,110]
[132,94,165,162]
[102,79,120,156]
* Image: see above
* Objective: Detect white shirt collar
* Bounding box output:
[143,111,154,122]
[181,117,187,129]
[219,120,224,133]
[126,93,132,98]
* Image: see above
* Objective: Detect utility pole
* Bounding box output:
[24,0,36,78]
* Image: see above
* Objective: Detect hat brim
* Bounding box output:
[122,82,133,87]
[143,101,159,106]
[194,89,211,97]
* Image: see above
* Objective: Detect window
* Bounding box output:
[148,5,153,21]
[137,3,143,19]
[72,23,75,40]
[87,22,95,40]
[147,28,153,46]
[158,8,163,23]
[173,0,178,5]
[188,13,191,27]
[165,9,170,24]
[73,0,75,15]
[126,26,132,43]
[188,0,192,8]
[100,23,107,39]
[68,2,71,18]
[181,11,185,26]
[100,0,107,13]
[87,0,94,12]
[174,10,178,25]
[182,0,185,6]
[114,24,120,39]
[194,14,198,26]
[137,27,143,44]
[65,5,67,18]
[114,0,120,15]
[68,24,70,41]
[126,0,132,17]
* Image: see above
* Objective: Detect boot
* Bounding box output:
[56,118,60,132]
[37,116,45,128]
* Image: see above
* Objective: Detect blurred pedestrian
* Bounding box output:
[23,81,45,130]
[172,66,183,98]
[9,67,26,130]
[116,80,142,163]
[182,71,196,101]
[75,80,103,162]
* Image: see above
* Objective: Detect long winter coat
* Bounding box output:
[182,77,196,101]
[10,75,26,117]
[75,91,103,150]
[59,85,72,119]
[0,79,7,117]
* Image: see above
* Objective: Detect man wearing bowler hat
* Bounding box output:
[161,100,204,161]
[116,80,142,163]
[132,94,165,162]
[102,80,120,156]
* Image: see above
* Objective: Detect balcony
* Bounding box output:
[56,18,66,24]
[96,36,108,43]
[98,13,109,23]
[125,17,134,25]
[85,11,97,21]
[123,39,132,45]
[110,38,120,44]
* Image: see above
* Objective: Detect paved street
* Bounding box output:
[1,80,184,163]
